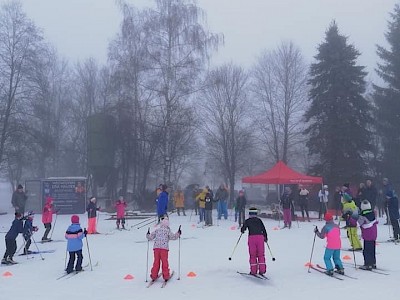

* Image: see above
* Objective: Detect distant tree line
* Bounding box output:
[0,0,400,200]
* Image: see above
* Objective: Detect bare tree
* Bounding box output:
[200,63,252,204]
[252,41,308,164]
[143,0,222,184]
[0,1,44,184]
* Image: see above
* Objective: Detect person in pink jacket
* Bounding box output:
[146,216,181,281]
[115,196,127,229]
[314,212,344,276]
[41,196,57,241]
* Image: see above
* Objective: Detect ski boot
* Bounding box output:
[359,265,373,271]
[325,269,334,276]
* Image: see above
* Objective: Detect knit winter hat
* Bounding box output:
[343,193,352,202]
[249,207,258,215]
[361,200,371,211]
[17,184,23,189]
[15,212,22,219]
[324,212,333,221]
[160,216,169,227]
[71,215,80,224]
[343,183,350,188]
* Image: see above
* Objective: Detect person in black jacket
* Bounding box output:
[241,207,268,275]
[202,192,217,226]
[281,187,294,228]
[236,190,247,227]
[386,190,400,241]
[2,213,24,265]
[86,197,101,234]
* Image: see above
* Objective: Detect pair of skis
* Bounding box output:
[146,271,175,288]
[310,264,356,280]
[56,261,99,280]
[237,271,269,280]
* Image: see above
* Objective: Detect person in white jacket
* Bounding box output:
[318,185,329,221]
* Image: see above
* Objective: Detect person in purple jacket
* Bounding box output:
[357,200,378,270]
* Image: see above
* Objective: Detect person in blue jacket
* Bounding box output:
[2,212,24,264]
[157,184,169,222]
[65,215,87,273]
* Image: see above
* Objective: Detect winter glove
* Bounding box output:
[84,229,88,236]
[240,227,245,234]
[314,226,319,233]
[178,228,182,235]
[33,226,38,232]
[97,207,101,211]
[264,236,268,243]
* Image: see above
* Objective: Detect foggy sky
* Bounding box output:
[10,0,400,79]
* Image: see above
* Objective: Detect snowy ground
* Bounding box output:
[0,207,399,300]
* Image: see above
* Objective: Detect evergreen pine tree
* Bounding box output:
[304,22,371,187]
[374,4,400,188]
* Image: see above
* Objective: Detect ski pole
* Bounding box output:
[49,212,58,240]
[177,225,181,280]
[348,227,357,269]
[131,216,156,228]
[64,248,68,270]
[228,233,243,261]
[137,218,157,229]
[31,235,45,261]
[307,228,317,273]
[84,228,93,271]
[145,227,150,282]
[266,241,276,261]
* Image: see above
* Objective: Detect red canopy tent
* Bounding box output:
[242,161,323,184]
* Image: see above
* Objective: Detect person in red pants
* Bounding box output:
[146,216,181,281]
[241,207,268,275]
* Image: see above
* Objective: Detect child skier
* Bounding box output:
[385,190,400,241]
[341,193,362,251]
[314,212,344,276]
[115,196,127,229]
[241,207,268,275]
[236,190,247,227]
[146,216,181,281]
[2,212,24,264]
[65,215,87,274]
[41,195,57,241]
[202,192,216,226]
[357,200,378,270]
[22,212,38,255]
[86,196,100,234]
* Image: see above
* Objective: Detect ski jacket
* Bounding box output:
[318,190,329,203]
[42,197,55,224]
[317,221,341,250]
[11,190,28,211]
[358,209,378,241]
[173,191,185,208]
[236,196,247,211]
[23,218,37,239]
[65,223,85,252]
[115,200,127,219]
[280,192,294,209]
[146,224,179,250]
[157,191,169,216]
[5,218,24,240]
[201,193,216,210]
[196,189,208,209]
[241,216,267,240]
[215,188,229,202]
[87,202,99,218]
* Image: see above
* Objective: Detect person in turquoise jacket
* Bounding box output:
[314,212,344,276]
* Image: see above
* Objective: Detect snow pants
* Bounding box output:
[283,208,292,227]
[199,208,205,223]
[66,249,83,273]
[363,240,376,267]
[324,248,343,271]
[3,239,17,259]
[390,217,400,240]
[347,227,362,249]
[42,223,51,240]
[151,248,171,280]
[205,210,213,226]
[87,217,97,234]
[248,235,266,275]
